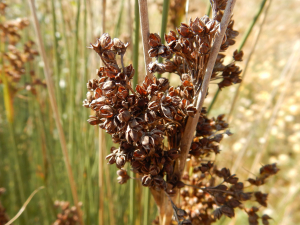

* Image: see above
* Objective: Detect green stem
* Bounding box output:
[143,187,151,225]
[129,1,140,224]
[69,0,81,159]
[207,0,268,114]
[114,0,125,38]
[51,0,62,114]
[206,1,211,16]
[8,122,29,222]
[157,0,170,79]
[132,0,139,88]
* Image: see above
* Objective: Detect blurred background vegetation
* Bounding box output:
[0,0,299,224]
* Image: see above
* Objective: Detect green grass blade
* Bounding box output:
[133,0,139,88]
[143,187,150,225]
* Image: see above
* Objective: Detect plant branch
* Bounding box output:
[178,0,236,174]
[207,0,268,114]
[138,0,152,78]
[27,1,84,224]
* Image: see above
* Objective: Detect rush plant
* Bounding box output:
[83,0,278,224]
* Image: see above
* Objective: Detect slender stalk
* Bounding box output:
[185,0,189,22]
[206,0,211,16]
[50,0,61,114]
[130,158,136,221]
[83,0,88,120]
[98,129,104,225]
[102,0,106,34]
[143,187,151,225]
[58,0,71,69]
[114,0,125,38]
[103,136,116,225]
[8,122,29,222]
[227,0,272,123]
[27,1,84,224]
[133,0,140,88]
[131,1,140,224]
[157,0,170,79]
[99,1,106,225]
[138,0,152,78]
[149,2,236,224]
[0,31,28,222]
[207,0,268,114]
[5,186,44,225]
[69,0,81,161]
[127,0,133,55]
[179,0,236,174]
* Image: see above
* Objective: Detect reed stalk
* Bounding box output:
[114,0,125,38]
[50,0,61,114]
[155,1,237,224]
[143,187,151,225]
[130,1,140,224]
[133,0,140,88]
[103,137,116,225]
[0,31,28,222]
[99,1,106,224]
[157,0,170,79]
[27,1,84,224]
[98,129,104,225]
[58,0,71,70]
[5,186,44,225]
[98,1,105,224]
[206,0,211,16]
[185,0,189,22]
[207,0,268,114]
[8,122,29,222]
[138,0,152,78]
[179,0,236,177]
[69,0,81,161]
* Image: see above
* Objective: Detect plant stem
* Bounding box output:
[207,0,268,114]
[8,122,29,222]
[98,129,104,225]
[157,0,170,79]
[0,28,28,222]
[99,1,106,224]
[206,0,211,16]
[138,0,152,78]
[143,187,151,225]
[69,0,81,162]
[179,0,236,175]
[133,0,140,88]
[51,0,61,114]
[114,0,125,37]
[27,1,84,224]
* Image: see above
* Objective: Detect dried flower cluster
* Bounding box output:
[0,3,44,95]
[178,163,278,225]
[84,33,197,190]
[53,201,82,225]
[0,188,10,225]
[83,0,277,224]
